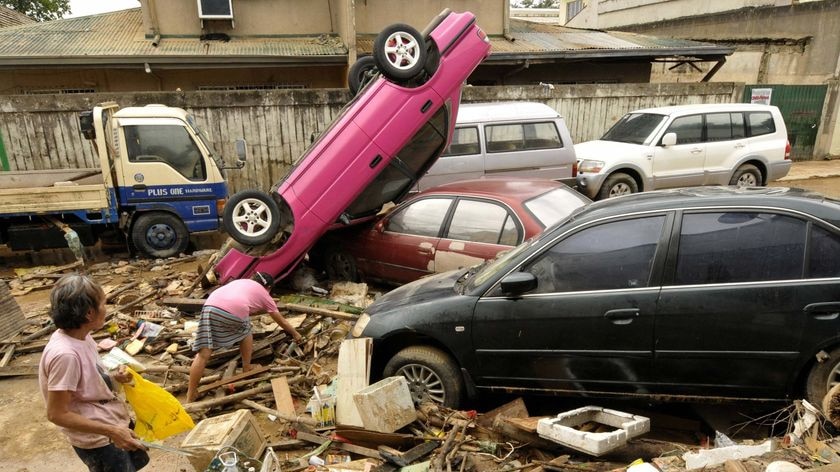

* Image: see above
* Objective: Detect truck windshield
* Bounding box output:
[601,113,667,145]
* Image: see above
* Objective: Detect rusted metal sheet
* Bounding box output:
[0,83,740,194]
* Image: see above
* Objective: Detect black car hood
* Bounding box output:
[366,268,467,315]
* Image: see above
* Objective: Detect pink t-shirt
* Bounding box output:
[38,330,130,448]
[205,279,277,319]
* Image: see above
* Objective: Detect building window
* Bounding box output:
[198,84,305,91]
[566,0,584,21]
[23,88,96,95]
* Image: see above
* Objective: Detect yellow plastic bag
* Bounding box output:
[123,367,194,441]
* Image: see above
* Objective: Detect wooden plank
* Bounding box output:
[335,338,371,427]
[0,365,38,377]
[284,303,359,321]
[197,364,271,394]
[271,376,296,416]
[296,431,381,459]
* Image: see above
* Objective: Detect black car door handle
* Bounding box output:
[604,308,640,325]
[133,184,147,191]
[804,302,840,320]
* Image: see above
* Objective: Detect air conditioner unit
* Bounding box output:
[197,0,233,19]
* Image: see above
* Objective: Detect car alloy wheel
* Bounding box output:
[396,362,447,404]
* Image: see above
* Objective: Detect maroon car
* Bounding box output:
[314,178,591,284]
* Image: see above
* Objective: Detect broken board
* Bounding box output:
[336,338,372,427]
[271,376,296,416]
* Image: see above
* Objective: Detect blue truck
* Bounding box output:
[0,102,244,258]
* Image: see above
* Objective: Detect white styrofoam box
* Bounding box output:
[536,406,650,456]
[352,376,417,433]
[682,440,774,470]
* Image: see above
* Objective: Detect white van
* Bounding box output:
[575,103,791,200]
[416,102,577,191]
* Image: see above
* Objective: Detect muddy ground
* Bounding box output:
[1,170,839,472]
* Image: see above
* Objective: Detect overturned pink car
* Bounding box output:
[207,9,491,285]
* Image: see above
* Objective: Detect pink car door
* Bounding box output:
[362,197,453,283]
[434,198,522,273]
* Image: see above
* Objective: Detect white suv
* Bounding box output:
[575,103,791,200]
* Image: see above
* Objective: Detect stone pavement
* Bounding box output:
[780,158,840,181]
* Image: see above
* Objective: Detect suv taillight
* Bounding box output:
[785,140,791,160]
[572,160,578,177]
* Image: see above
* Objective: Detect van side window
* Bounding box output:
[747,112,776,137]
[485,122,562,153]
[446,199,521,245]
[675,212,806,285]
[665,115,703,144]
[442,127,480,156]
[706,113,746,142]
[123,125,206,181]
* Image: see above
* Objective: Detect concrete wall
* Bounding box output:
[140,0,335,36]
[0,83,742,195]
[635,2,839,85]
[139,0,505,37]
[354,0,505,35]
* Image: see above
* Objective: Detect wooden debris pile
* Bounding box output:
[4,256,840,471]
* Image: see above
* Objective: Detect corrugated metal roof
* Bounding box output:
[361,18,731,60]
[0,8,346,65]
[0,9,730,67]
[0,6,34,28]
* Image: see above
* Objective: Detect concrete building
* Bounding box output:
[0,0,731,94]
[556,0,840,158]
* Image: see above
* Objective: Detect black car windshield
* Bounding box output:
[601,113,667,145]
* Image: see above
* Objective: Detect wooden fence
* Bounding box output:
[0,82,742,193]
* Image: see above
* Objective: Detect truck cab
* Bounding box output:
[88,103,235,257]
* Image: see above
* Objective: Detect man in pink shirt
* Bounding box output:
[186,272,302,402]
[39,274,149,472]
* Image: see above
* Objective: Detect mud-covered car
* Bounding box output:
[313,178,589,285]
[206,9,491,285]
[351,186,840,408]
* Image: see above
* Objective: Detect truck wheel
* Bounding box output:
[373,24,427,83]
[131,212,189,258]
[348,56,378,96]
[597,172,638,200]
[729,164,762,187]
[223,189,282,246]
[383,346,463,408]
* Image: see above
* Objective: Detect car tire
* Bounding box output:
[131,212,189,258]
[597,172,638,200]
[348,56,378,96]
[729,164,762,187]
[383,346,463,408]
[373,24,427,83]
[223,189,282,246]
[325,250,358,282]
[805,347,840,411]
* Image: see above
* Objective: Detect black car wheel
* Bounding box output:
[326,250,358,282]
[729,164,762,187]
[383,346,463,408]
[597,172,638,200]
[131,212,189,258]
[348,56,378,96]
[223,189,282,246]
[373,24,427,83]
[806,347,840,410]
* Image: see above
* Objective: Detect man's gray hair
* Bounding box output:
[50,274,105,330]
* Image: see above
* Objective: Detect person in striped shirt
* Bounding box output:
[186,272,302,403]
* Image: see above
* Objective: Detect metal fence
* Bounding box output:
[0,82,742,193]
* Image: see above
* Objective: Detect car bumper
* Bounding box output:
[768,160,793,182]
[576,173,606,199]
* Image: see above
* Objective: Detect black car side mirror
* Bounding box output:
[499,272,537,295]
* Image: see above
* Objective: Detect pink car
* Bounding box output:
[208,9,491,285]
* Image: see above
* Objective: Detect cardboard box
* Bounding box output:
[181,409,266,470]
